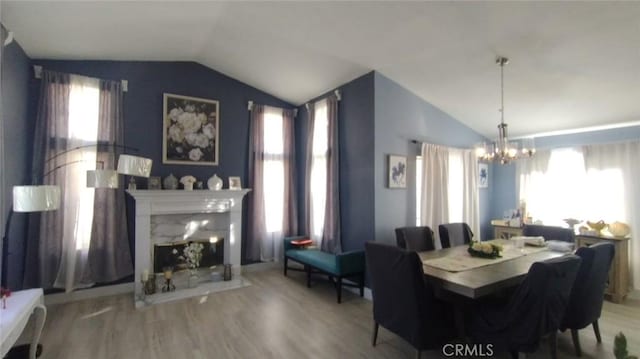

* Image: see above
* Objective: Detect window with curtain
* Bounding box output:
[246,104,297,262]
[418,143,479,246]
[23,71,131,291]
[310,99,329,240]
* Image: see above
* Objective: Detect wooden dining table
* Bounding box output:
[419,239,566,299]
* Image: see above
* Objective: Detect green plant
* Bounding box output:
[614,332,638,359]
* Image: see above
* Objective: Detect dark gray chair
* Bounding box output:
[522,224,575,242]
[561,242,615,356]
[471,255,582,359]
[394,226,435,252]
[365,241,456,359]
[438,222,474,248]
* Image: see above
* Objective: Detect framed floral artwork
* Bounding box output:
[163,93,219,165]
[388,154,407,189]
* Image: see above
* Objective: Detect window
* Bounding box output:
[66,76,100,251]
[310,99,329,240]
[262,107,285,233]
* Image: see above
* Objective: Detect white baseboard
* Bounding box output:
[343,282,372,301]
[43,262,282,305]
[44,282,134,306]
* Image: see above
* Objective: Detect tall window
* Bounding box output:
[262,107,285,233]
[309,99,328,240]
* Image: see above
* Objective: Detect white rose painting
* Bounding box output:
[163,93,219,165]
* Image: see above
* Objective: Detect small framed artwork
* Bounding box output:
[228,176,242,190]
[388,155,407,189]
[163,93,219,166]
[478,163,488,188]
[147,176,161,190]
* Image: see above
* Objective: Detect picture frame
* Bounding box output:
[147,176,161,190]
[162,93,219,166]
[388,154,407,189]
[478,163,488,188]
[228,176,242,190]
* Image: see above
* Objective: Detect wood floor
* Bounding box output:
[35,268,640,358]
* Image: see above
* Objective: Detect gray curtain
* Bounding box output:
[246,105,298,262]
[246,105,266,261]
[24,70,71,289]
[88,79,132,282]
[322,96,341,254]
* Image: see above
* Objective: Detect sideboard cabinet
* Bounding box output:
[575,235,630,303]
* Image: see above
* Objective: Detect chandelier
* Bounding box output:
[475,56,535,164]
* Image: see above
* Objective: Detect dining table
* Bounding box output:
[419,238,566,299]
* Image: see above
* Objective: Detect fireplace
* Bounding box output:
[127,189,250,307]
[153,239,224,273]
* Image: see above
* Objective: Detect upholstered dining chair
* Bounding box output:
[394,226,436,252]
[471,255,582,359]
[365,241,456,359]
[522,224,575,243]
[438,222,474,248]
[561,242,615,356]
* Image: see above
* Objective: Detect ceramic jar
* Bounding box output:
[207,174,223,190]
[163,173,178,189]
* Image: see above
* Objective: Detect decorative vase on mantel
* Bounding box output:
[163,173,178,190]
[207,174,223,190]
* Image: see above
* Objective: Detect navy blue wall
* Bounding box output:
[296,72,376,252]
[489,126,640,222]
[373,73,491,243]
[1,31,33,289]
[27,60,294,265]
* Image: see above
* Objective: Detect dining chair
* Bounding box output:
[470,255,582,359]
[365,241,456,359]
[438,222,473,248]
[522,224,575,242]
[561,242,615,356]
[394,226,436,252]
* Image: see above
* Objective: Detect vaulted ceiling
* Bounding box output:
[3,1,639,138]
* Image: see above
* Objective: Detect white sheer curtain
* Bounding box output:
[420,143,449,249]
[517,141,640,289]
[55,75,100,291]
[420,143,480,247]
[584,142,640,290]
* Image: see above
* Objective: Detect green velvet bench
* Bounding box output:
[284,236,365,303]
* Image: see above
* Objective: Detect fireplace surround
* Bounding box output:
[127,189,250,307]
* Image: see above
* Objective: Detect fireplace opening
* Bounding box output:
[153,239,224,273]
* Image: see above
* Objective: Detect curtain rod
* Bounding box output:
[32,65,128,92]
[247,100,298,117]
[304,89,342,109]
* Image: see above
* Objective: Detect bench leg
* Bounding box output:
[306,266,311,288]
[337,277,342,303]
[284,256,288,276]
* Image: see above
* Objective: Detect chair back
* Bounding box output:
[365,241,453,349]
[394,226,435,252]
[522,224,575,243]
[503,255,582,352]
[438,223,473,248]
[562,242,615,330]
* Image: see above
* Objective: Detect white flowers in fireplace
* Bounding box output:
[180,242,204,273]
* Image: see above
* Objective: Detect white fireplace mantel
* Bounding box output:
[127,189,251,307]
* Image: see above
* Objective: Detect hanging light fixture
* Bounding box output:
[475,56,535,164]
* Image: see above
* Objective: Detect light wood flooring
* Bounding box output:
[35,268,640,358]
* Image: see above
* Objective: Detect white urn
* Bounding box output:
[207,174,223,190]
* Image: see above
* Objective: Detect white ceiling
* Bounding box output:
[3,1,640,138]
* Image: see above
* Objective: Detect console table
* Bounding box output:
[576,235,630,303]
[492,224,523,239]
[0,288,47,359]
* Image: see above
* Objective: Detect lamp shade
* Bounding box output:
[13,185,61,212]
[86,169,119,188]
[117,155,152,177]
